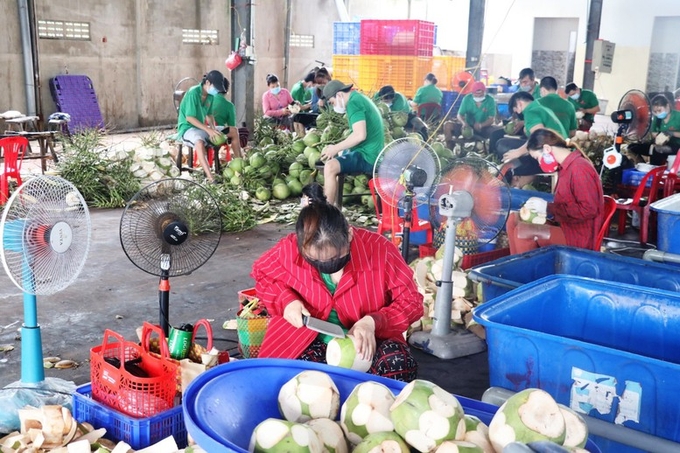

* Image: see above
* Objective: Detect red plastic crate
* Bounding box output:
[360,20,435,56]
[461,247,510,270]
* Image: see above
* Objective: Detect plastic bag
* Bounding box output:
[0,377,76,432]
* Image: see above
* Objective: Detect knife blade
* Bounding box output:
[302,315,346,338]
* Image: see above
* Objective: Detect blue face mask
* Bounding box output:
[271,86,281,95]
[207,85,218,96]
[656,111,669,120]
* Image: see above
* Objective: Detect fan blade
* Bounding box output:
[618,89,652,141]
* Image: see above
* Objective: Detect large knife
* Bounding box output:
[302,315,346,338]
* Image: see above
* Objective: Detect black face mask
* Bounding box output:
[517,112,525,121]
[306,253,351,274]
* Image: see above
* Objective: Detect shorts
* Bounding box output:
[215,125,231,134]
[337,150,374,175]
[293,112,318,127]
[182,127,209,146]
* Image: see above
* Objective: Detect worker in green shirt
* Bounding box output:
[537,76,577,138]
[518,67,541,100]
[320,80,385,205]
[291,71,316,137]
[496,91,567,181]
[291,72,314,104]
[444,81,501,149]
[211,77,242,158]
[410,73,443,112]
[628,95,680,165]
[565,83,601,131]
[375,85,429,139]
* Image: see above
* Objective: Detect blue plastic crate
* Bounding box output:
[473,275,680,447]
[333,22,360,55]
[468,245,680,302]
[622,168,652,188]
[183,359,600,453]
[651,193,680,254]
[441,90,463,118]
[72,384,187,450]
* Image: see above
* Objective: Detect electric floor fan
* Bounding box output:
[602,89,653,171]
[372,137,441,261]
[119,178,222,336]
[0,175,91,429]
[409,157,511,359]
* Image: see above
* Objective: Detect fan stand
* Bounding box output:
[159,254,171,336]
[409,191,487,359]
[400,186,416,262]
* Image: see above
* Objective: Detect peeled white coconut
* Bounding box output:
[278,370,340,423]
[326,336,372,372]
[249,418,323,453]
[353,432,409,453]
[462,415,493,453]
[340,381,395,445]
[305,418,348,453]
[433,440,484,453]
[389,380,466,453]
[558,404,588,449]
[519,207,546,225]
[488,388,566,452]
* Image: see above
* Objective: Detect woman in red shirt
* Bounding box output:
[251,184,423,381]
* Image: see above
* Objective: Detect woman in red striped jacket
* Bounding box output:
[251,184,423,381]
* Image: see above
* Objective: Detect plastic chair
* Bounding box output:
[614,165,666,244]
[417,103,442,122]
[594,195,618,250]
[0,136,29,204]
[368,178,433,246]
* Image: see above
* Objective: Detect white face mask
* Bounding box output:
[570,93,580,100]
[473,96,485,103]
[333,95,346,114]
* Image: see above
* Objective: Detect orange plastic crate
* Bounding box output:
[430,56,466,91]
[357,55,431,98]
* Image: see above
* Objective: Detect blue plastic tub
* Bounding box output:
[473,275,680,448]
[183,359,600,453]
[650,193,680,254]
[468,245,680,302]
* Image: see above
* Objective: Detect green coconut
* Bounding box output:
[504,121,517,135]
[340,381,395,445]
[326,335,372,372]
[488,389,566,452]
[249,418,323,453]
[462,415,493,453]
[391,111,409,127]
[305,418,348,453]
[461,126,474,139]
[433,440,484,453]
[303,131,322,147]
[293,139,307,153]
[558,405,588,449]
[389,380,466,453]
[353,432,409,453]
[210,132,227,146]
[278,370,340,423]
[289,162,304,179]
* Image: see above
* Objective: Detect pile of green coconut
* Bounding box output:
[249,369,591,453]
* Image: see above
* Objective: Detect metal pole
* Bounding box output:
[231,0,255,131]
[583,0,603,90]
[17,0,37,116]
[465,0,485,76]
[28,0,43,124]
[283,0,292,88]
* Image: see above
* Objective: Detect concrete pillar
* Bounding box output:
[583,0,603,90]
[465,0,485,76]
[231,0,255,130]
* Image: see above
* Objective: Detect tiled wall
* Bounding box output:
[646,52,680,93]
[531,50,570,87]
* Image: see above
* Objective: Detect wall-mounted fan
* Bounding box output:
[173,77,199,112]
[603,89,653,170]
[373,137,441,261]
[409,157,511,359]
[120,178,222,335]
[0,176,90,429]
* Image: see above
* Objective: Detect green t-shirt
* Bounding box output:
[537,93,577,134]
[523,101,567,138]
[372,91,410,113]
[290,81,312,104]
[212,94,236,127]
[568,89,599,122]
[318,273,349,344]
[346,91,385,165]
[653,109,680,148]
[413,83,443,105]
[177,84,214,138]
[458,93,496,125]
[532,83,541,100]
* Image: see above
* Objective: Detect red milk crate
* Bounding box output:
[360,20,435,56]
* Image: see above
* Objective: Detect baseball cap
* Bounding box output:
[322,80,353,100]
[205,70,227,93]
[471,81,486,93]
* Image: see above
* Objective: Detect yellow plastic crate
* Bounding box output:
[331,55,361,87]
[430,56,466,91]
[356,55,432,98]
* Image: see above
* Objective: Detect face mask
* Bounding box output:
[516,112,524,121]
[473,96,485,103]
[385,102,393,108]
[271,86,281,95]
[333,95,346,114]
[207,85,218,96]
[656,111,669,120]
[539,149,559,173]
[306,253,350,274]
[570,93,580,100]
[520,84,532,92]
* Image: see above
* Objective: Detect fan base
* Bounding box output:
[409,326,486,360]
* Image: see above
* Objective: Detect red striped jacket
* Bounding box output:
[250,227,424,359]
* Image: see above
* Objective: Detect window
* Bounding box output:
[182,29,219,45]
[290,34,314,48]
[38,20,90,40]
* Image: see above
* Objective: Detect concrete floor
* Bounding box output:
[0,208,490,403]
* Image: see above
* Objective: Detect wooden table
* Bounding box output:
[0,131,60,173]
